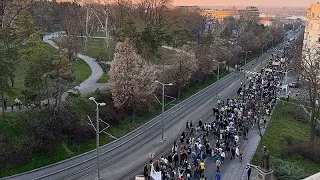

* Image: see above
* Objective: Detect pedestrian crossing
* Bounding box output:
[244,70,259,75]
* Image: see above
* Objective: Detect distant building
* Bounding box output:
[304,3,320,47]
[238,6,260,19]
[303,3,320,66]
[176,6,201,12]
[260,17,272,27]
[201,7,238,21]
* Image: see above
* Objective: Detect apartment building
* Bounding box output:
[304,3,320,46]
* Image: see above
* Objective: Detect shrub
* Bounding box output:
[271,157,309,180]
[315,127,320,137]
[286,105,308,123]
[94,91,126,125]
[285,143,320,165]
[283,135,294,145]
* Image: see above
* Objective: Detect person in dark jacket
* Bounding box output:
[144,165,148,179]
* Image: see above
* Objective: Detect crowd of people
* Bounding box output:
[142,50,287,180]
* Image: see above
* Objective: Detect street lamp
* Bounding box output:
[242,50,252,65]
[89,97,106,180]
[155,80,173,142]
[213,60,225,80]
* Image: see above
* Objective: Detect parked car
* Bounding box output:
[288,82,301,88]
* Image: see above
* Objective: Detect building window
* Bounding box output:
[309,35,312,42]
[311,23,314,30]
[313,13,315,17]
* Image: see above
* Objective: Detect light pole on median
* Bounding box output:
[242,50,252,65]
[89,97,106,180]
[213,60,225,80]
[155,80,173,142]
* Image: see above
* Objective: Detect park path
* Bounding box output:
[3,32,109,113]
[43,32,108,94]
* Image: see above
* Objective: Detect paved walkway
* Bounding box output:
[43,32,108,94]
[3,33,109,113]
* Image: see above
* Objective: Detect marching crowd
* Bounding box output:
[142,51,287,180]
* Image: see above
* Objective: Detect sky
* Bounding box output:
[173,0,317,7]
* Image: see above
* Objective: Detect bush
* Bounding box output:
[94,91,126,125]
[272,158,309,180]
[283,135,294,145]
[285,143,320,165]
[315,127,320,137]
[99,63,110,73]
[0,133,32,170]
[286,105,308,123]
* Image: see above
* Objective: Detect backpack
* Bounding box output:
[216,172,221,180]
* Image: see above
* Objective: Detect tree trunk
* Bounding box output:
[310,109,316,147]
[178,89,181,100]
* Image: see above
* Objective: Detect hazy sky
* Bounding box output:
[173,0,317,7]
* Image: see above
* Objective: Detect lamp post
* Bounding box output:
[213,60,225,80]
[155,80,173,142]
[89,97,106,180]
[242,50,252,65]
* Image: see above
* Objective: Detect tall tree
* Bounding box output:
[167,47,198,99]
[0,27,18,117]
[60,3,84,62]
[109,39,156,114]
[299,45,320,147]
[22,34,53,107]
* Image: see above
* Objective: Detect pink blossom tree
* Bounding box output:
[166,47,199,99]
[109,39,157,114]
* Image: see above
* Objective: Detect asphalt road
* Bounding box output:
[2,37,290,180]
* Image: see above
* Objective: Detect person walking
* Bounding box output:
[199,161,205,177]
[215,170,221,180]
[231,146,236,160]
[143,165,148,180]
[3,98,7,110]
[246,164,252,180]
[216,158,221,171]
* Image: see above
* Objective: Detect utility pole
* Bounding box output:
[89,97,106,180]
[155,81,173,142]
[242,50,252,65]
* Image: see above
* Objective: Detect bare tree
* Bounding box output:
[137,0,172,25]
[299,44,320,147]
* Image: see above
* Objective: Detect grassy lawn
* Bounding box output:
[81,37,115,62]
[251,101,320,179]
[97,72,109,83]
[52,36,115,62]
[72,59,92,84]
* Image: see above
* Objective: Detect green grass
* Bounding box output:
[72,59,92,84]
[97,73,109,83]
[251,101,320,179]
[52,36,115,62]
[5,60,28,104]
[81,37,115,62]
